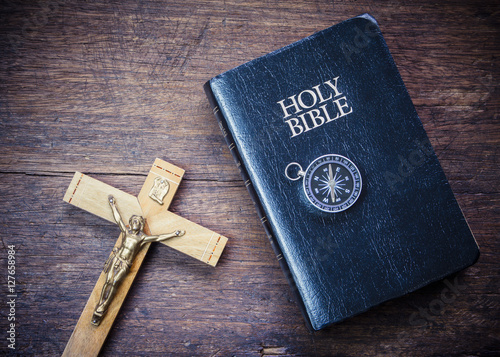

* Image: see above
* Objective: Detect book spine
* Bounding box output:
[203,81,313,331]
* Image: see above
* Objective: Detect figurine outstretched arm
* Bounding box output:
[108,195,127,233]
[142,230,185,245]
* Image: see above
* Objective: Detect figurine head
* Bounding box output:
[129,215,145,232]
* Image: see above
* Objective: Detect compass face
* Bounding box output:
[303,154,362,213]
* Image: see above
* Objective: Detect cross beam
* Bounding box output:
[62,158,228,356]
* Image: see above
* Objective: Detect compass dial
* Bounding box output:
[303,154,362,212]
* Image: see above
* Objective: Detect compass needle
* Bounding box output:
[328,164,336,203]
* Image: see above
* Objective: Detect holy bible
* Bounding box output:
[204,14,479,330]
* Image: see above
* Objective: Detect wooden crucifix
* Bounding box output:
[61,158,228,357]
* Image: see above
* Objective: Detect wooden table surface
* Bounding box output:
[1,1,498,356]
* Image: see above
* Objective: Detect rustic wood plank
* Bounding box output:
[0,0,498,356]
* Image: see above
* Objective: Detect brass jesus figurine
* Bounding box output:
[91,195,185,326]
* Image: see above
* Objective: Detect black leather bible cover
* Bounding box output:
[204,14,479,330]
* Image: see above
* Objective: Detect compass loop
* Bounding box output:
[285,162,305,181]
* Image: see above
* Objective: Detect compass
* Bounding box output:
[285,154,362,213]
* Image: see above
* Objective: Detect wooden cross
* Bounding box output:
[61,158,228,357]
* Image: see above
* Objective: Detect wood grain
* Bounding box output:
[0,0,498,356]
